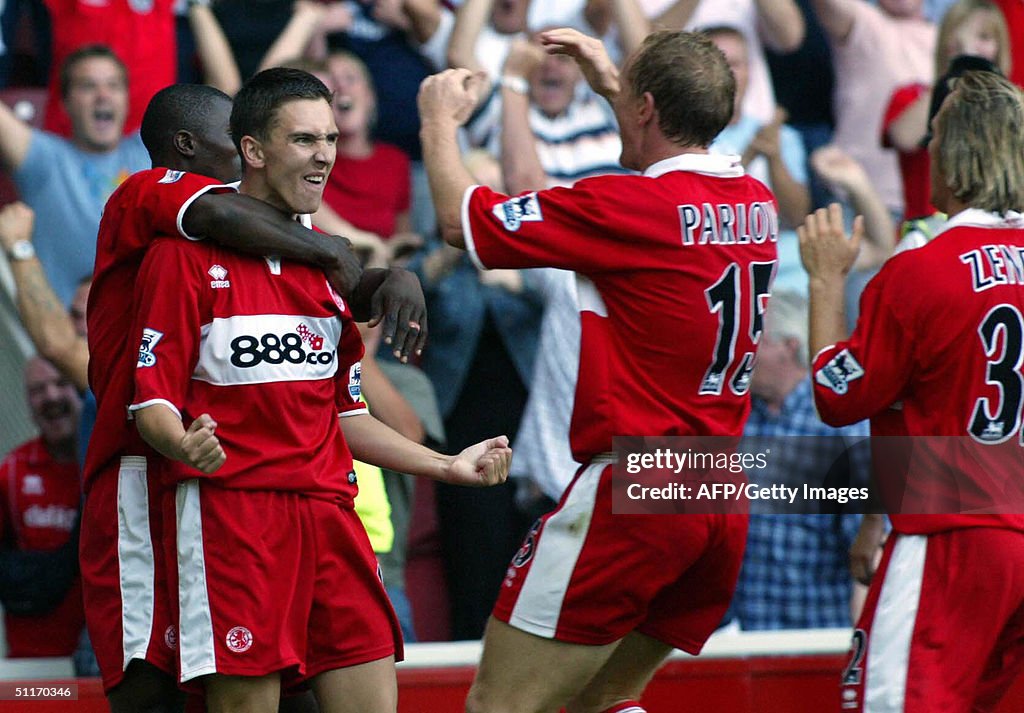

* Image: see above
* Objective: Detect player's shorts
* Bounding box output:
[841,528,1024,712]
[493,461,748,653]
[80,456,175,692]
[166,481,402,689]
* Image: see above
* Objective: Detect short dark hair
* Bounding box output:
[140,84,233,162]
[60,44,128,99]
[625,31,735,148]
[229,67,332,154]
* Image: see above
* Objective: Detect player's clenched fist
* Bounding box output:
[180,413,226,474]
[443,435,512,487]
[417,69,488,127]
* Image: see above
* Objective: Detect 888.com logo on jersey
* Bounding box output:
[197,314,344,386]
[228,327,335,368]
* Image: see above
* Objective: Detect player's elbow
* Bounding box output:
[440,219,466,250]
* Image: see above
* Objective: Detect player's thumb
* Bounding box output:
[188,413,217,434]
[488,435,510,449]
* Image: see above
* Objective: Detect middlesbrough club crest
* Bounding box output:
[226,626,253,653]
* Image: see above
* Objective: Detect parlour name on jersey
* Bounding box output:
[677,201,779,246]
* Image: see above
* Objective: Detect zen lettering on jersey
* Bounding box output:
[960,245,1024,292]
[677,201,779,247]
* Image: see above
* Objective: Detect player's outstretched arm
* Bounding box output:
[183,191,427,359]
[340,413,510,487]
[135,407,225,474]
[538,28,619,101]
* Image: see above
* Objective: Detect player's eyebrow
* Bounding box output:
[288,131,339,142]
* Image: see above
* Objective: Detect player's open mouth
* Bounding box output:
[304,174,325,185]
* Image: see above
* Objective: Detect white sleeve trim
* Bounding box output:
[811,344,837,365]
[461,184,489,271]
[176,182,239,241]
[128,398,182,420]
[339,407,370,418]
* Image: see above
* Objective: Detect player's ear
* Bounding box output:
[173,130,196,158]
[240,135,265,170]
[638,91,655,126]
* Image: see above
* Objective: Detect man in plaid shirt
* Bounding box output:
[734,290,871,629]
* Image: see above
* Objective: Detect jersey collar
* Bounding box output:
[643,152,745,179]
[936,208,1024,236]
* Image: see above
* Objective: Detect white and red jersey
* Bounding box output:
[463,153,778,461]
[85,169,235,494]
[129,237,366,504]
[0,438,84,657]
[812,209,1024,534]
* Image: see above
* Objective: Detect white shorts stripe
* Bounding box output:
[117,456,156,670]
[508,463,602,638]
[176,480,217,681]
[864,535,927,712]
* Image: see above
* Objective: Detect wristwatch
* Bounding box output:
[500,75,529,96]
[6,239,35,261]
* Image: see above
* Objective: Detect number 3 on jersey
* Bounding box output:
[700,261,776,396]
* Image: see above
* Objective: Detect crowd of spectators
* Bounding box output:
[0,0,1019,662]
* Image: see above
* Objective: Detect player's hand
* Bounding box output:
[743,107,786,165]
[417,69,488,127]
[180,414,225,474]
[443,436,512,487]
[324,234,364,297]
[810,145,869,192]
[503,39,546,82]
[368,267,428,361]
[849,514,887,585]
[797,204,863,280]
[538,28,619,100]
[0,201,34,251]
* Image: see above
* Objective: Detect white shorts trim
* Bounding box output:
[507,462,602,638]
[117,456,156,670]
[176,479,218,681]
[864,534,927,712]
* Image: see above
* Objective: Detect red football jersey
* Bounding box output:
[0,438,85,657]
[812,209,1024,534]
[464,153,779,461]
[129,238,366,503]
[84,169,235,494]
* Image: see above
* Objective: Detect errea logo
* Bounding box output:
[209,265,230,289]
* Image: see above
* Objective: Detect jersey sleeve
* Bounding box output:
[136,170,237,241]
[335,318,369,418]
[462,181,674,273]
[882,84,928,148]
[128,238,208,418]
[811,266,914,426]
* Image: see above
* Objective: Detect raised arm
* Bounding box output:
[755,0,805,53]
[809,0,856,43]
[446,0,492,73]
[609,0,651,57]
[743,109,811,229]
[0,202,88,390]
[259,0,352,70]
[810,145,895,269]
[0,95,34,171]
[419,69,489,248]
[651,0,698,31]
[403,0,445,44]
[187,1,242,96]
[499,40,548,195]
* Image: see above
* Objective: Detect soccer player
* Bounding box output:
[128,68,510,713]
[419,29,779,713]
[799,70,1024,711]
[82,83,428,713]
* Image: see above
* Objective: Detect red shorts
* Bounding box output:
[166,481,402,689]
[842,528,1024,712]
[80,456,175,692]
[493,462,747,653]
